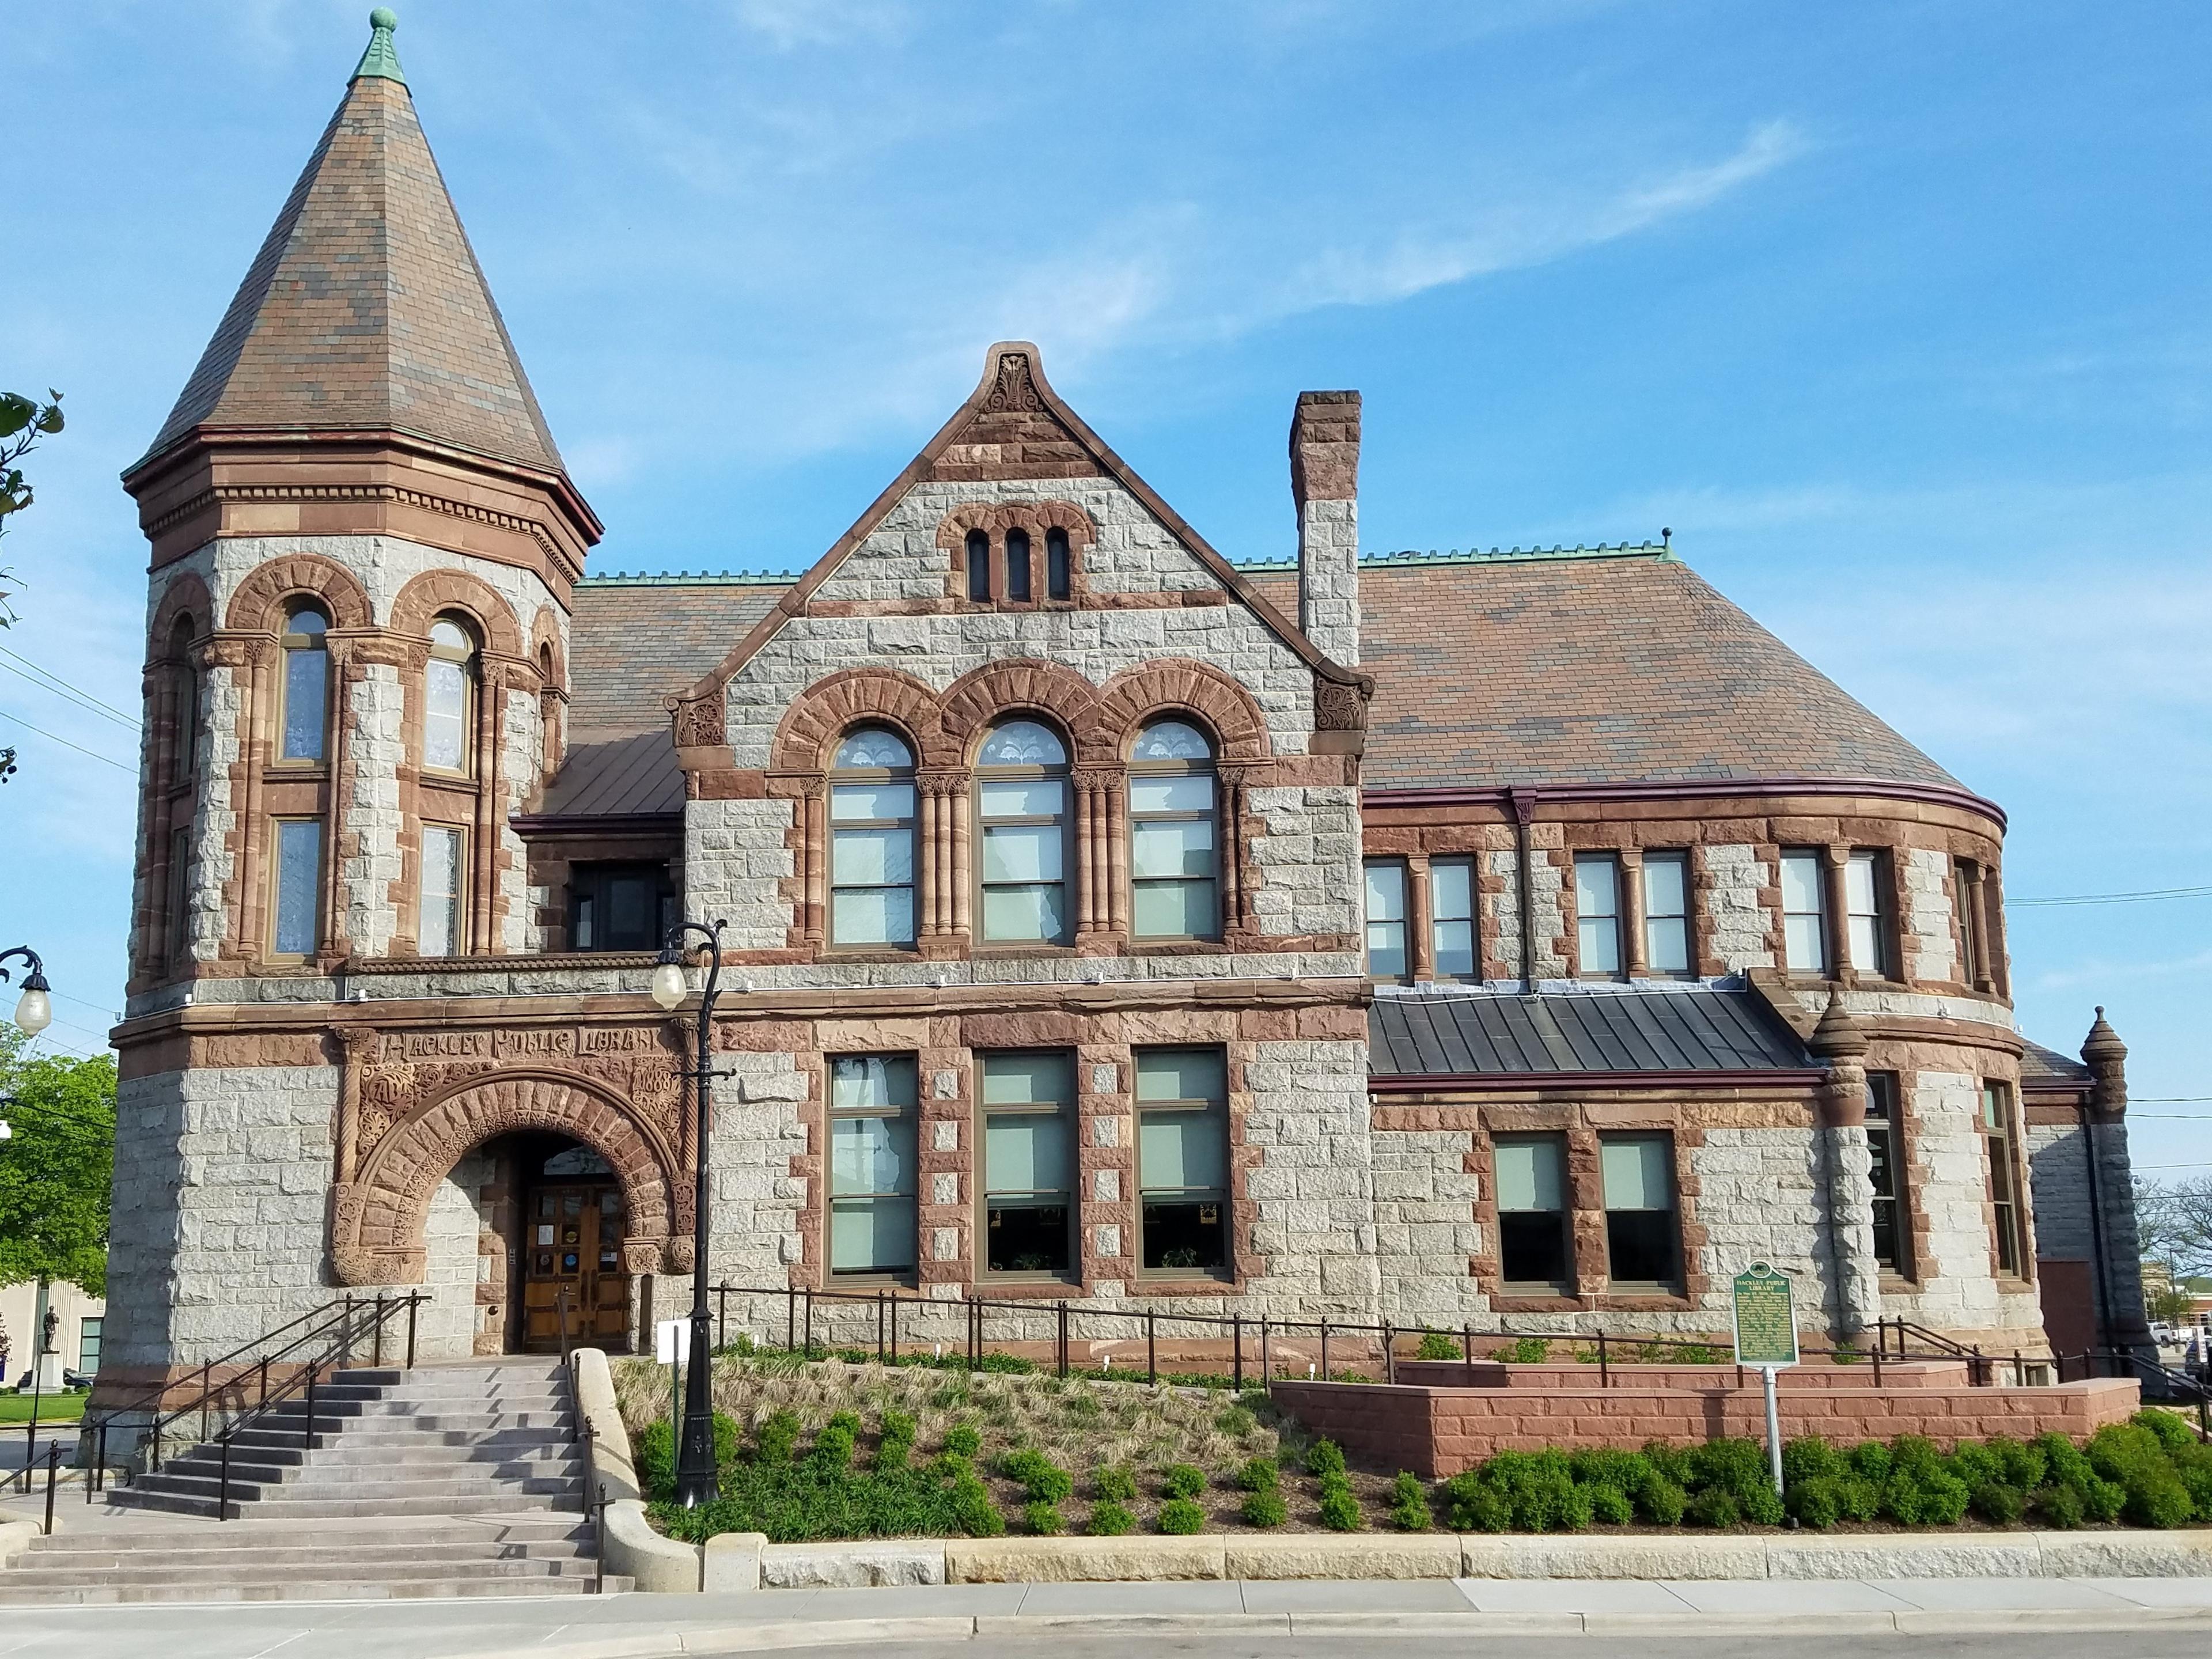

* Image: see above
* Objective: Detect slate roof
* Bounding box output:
[1245,548,1961,793]
[566,575,790,739]
[1367,986,1816,1080]
[138,70,562,474]
[2021,1039,2094,1089]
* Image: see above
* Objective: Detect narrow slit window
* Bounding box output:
[1363,859,1408,979]
[1600,1133,1679,1287]
[1574,853,1623,978]
[1136,1048,1229,1277]
[419,824,465,956]
[1046,527,1071,599]
[1004,529,1032,601]
[1494,1134,1570,1290]
[828,1055,918,1279]
[278,604,329,763]
[1780,850,1830,975]
[980,1052,1074,1278]
[1982,1082,2025,1277]
[1641,851,1692,976]
[166,824,193,967]
[1431,857,1477,979]
[965,529,991,602]
[1954,859,1985,984]
[1866,1072,1909,1275]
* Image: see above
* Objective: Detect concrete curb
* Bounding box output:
[0,1519,43,1569]
[571,1347,703,1593]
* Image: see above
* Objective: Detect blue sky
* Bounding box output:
[7,2,2209,1171]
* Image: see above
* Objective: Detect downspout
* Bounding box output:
[2080,1097,2117,1356]
[1509,788,1538,987]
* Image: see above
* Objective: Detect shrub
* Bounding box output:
[1304,1440,1347,1478]
[1949,1441,2003,1487]
[951,1475,1005,1537]
[1158,1498,1207,1535]
[2135,1409,2196,1452]
[874,1410,916,1472]
[1498,1337,1551,1365]
[1991,1434,2047,1492]
[1971,1482,2026,1527]
[1836,1476,1883,1524]
[1638,1476,1687,1527]
[1741,1482,1786,1528]
[1641,1441,1695,1488]
[1094,1464,1138,1502]
[1088,1501,1136,1536]
[1570,1448,1656,1496]
[1790,1478,1842,1530]
[1162,1463,1207,1500]
[1847,1441,1893,1484]
[2035,1483,2087,1529]
[1587,1483,1635,1525]
[1237,1456,1279,1494]
[2126,1472,2195,1529]
[1884,1470,1969,1528]
[1318,1486,1363,1531]
[1781,1436,1846,1487]
[810,1412,859,1471]
[1891,1435,1946,1483]
[2079,1476,2127,1524]
[1477,1452,1592,1533]
[756,1409,802,1464]
[1388,1471,1433,1531]
[1415,1331,1462,1361]
[941,1423,982,1459]
[1687,1488,1743,1529]
[1243,1487,1289,1528]
[2036,1432,2091,1487]
[1024,1499,1064,1535]
[1441,1473,1514,1533]
[836,1346,870,1365]
[997,1450,1074,1505]
[1690,1438,1772,1505]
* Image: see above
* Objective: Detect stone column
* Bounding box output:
[1812,991,1881,1338]
[2084,1009,2157,1357]
[1406,855,1433,981]
[1823,844,1854,979]
[1620,849,1647,978]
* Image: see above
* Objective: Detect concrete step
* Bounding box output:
[0,1554,605,1589]
[109,1486,578,1520]
[0,1571,632,1605]
[157,1450,583,1489]
[21,1537,593,1571]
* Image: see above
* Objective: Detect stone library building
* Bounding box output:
[101,17,2152,1399]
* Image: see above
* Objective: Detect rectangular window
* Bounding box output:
[281,649,327,762]
[1135,1048,1229,1277]
[1600,1133,1679,1287]
[1363,859,1408,978]
[77,1317,101,1374]
[1780,849,1830,975]
[828,1055,918,1278]
[1844,850,1892,979]
[978,778,1069,944]
[1494,1134,1570,1290]
[1954,858,1984,983]
[1982,1081,2025,1277]
[1431,857,1477,979]
[980,1052,1074,1278]
[1046,529,1071,600]
[419,824,465,956]
[1003,530,1032,601]
[831,781,917,946]
[1574,853,1622,978]
[569,862,675,953]
[271,818,322,957]
[1641,851,1692,977]
[1129,774,1219,939]
[425,657,469,773]
[166,824,193,965]
[1865,1071,1909,1275]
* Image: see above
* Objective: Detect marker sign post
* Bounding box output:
[657,1317,692,1440]
[1731,1263,1799,1497]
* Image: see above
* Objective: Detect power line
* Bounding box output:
[0,709,135,772]
[0,650,139,733]
[0,645,140,725]
[2010,886,2212,908]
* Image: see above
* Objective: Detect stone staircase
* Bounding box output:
[0,1358,631,1602]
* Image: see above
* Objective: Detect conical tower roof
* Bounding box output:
[137,11,563,477]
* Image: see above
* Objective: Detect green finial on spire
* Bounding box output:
[353,7,407,86]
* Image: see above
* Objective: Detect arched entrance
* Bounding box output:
[515,1135,634,1351]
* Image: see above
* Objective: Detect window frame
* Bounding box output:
[1779,848,1831,978]
[1573,852,1624,980]
[1363,858,1410,980]
[1127,719,1221,944]
[976,1050,1078,1283]
[1981,1080,2028,1279]
[1954,858,1986,986]
[964,529,991,603]
[1598,1131,1681,1291]
[267,815,323,960]
[1134,1046,1232,1281]
[827,728,919,952]
[418,821,468,957]
[1045,527,1072,600]
[825,1053,921,1284]
[568,861,677,953]
[1640,850,1694,979]
[1493,1131,1572,1293]
[166,823,194,969]
[422,615,479,779]
[1430,855,1478,980]
[1865,1070,1912,1279]
[1844,849,1893,980]
[1003,528,1033,601]
[974,718,1074,948]
[276,603,331,766]
[77,1316,101,1374]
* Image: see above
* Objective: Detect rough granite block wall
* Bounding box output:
[1703,843,1775,971]
[700,1048,812,1290]
[1373,1126,1485,1323]
[1895,1070,2003,1326]
[1902,847,1958,984]
[1690,1128,1830,1310]
[344,661,406,957]
[1248,785,1362,939]
[500,689,542,952]
[185,664,243,964]
[683,798,801,953]
[1240,1039,1378,1316]
[1295,497,1360,666]
[166,534,560,646]
[418,1150,493,1359]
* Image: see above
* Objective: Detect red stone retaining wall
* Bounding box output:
[1268,1376,2142,1478]
[1394,1358,1976,1392]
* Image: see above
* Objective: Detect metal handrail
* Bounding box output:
[2062,1345,2212,1437]
[81,1297,363,1436]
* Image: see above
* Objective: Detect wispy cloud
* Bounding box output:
[2031,948,2212,994]
[725,0,914,51]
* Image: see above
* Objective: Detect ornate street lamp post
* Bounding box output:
[649,918,728,1508]
[0,946,54,1039]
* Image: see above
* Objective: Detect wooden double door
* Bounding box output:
[520,1181,632,1351]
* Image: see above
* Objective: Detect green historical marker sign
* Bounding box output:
[1731,1262,1800,1369]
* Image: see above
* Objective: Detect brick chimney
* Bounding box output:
[1290,390,1361,666]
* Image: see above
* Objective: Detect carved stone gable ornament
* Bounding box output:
[671,693,726,748]
[1313,675,1370,733]
[985,351,1043,414]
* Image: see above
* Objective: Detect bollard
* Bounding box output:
[1320,1320,1330,1382]
[594,1482,608,1594]
[1597,1329,1609,1389]
[787,1287,797,1353]
[1383,1323,1395,1386]
[1260,1317,1270,1387]
[878,1291,887,1364]
[406,1293,419,1369]
[1232,1314,1243,1392]
[1146,1310,1156,1385]
[43,1442,60,1534]
[1058,1302,1069,1380]
[217,1433,232,1522]
[889,1293,899,1363]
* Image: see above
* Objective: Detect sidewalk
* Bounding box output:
[1,1574,2210,1658]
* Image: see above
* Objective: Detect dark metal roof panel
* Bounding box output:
[1368,987,1815,1079]
[537,729,685,818]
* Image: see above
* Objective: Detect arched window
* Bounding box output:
[830,727,917,948]
[976,717,1070,944]
[1129,718,1219,940]
[424,615,478,775]
[538,642,560,781]
[1004,529,1032,601]
[965,529,991,603]
[169,615,199,785]
[278,603,330,763]
[1046,527,1071,600]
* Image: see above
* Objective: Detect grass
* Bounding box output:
[0,1392,88,1425]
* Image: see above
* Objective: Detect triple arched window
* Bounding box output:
[830,728,918,947]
